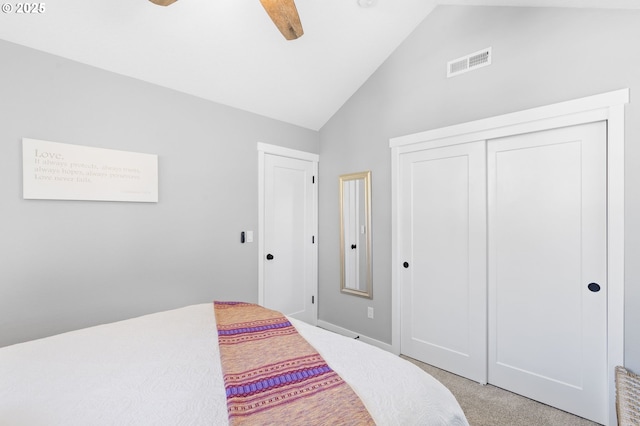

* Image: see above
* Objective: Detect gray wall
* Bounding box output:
[0,39,319,347]
[318,6,640,371]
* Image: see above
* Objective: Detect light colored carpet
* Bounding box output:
[402,356,600,426]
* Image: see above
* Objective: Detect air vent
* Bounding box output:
[447,47,492,78]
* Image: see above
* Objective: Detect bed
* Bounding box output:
[0,303,469,425]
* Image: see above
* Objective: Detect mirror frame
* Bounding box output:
[339,171,372,298]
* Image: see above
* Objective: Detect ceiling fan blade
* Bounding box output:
[148,0,178,6]
[259,0,304,41]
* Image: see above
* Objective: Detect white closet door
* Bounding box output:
[487,122,607,424]
[400,141,487,383]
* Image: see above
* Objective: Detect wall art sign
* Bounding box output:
[22,138,158,202]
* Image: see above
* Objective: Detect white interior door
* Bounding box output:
[261,150,317,325]
[400,141,487,383]
[487,122,607,424]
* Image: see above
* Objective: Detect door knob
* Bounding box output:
[351,244,357,249]
[266,253,274,260]
[588,282,601,292]
[403,262,409,268]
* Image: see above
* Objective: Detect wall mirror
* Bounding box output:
[339,171,372,298]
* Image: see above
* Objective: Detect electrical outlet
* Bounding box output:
[367,307,374,319]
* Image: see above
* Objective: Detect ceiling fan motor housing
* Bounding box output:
[148,0,178,6]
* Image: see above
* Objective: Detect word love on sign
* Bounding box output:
[22,138,158,203]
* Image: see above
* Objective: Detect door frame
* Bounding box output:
[390,89,628,426]
[257,142,319,324]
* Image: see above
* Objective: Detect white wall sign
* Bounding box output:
[22,138,158,202]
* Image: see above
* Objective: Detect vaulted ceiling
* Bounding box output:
[1,0,638,130]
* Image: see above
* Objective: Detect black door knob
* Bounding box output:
[403,262,409,268]
[588,282,601,292]
[351,244,357,249]
[266,253,274,260]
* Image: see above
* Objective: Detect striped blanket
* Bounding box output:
[214,301,375,425]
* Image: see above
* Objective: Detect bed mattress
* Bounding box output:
[0,303,468,425]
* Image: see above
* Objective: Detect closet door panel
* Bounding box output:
[400,141,487,383]
[487,122,607,424]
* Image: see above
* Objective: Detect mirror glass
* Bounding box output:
[340,171,372,298]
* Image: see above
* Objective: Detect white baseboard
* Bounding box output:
[316,320,394,353]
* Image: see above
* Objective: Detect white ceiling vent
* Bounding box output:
[447,47,492,78]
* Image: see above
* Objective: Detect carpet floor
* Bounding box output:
[402,356,600,426]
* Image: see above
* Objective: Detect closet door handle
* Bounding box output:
[587,282,601,292]
[403,262,409,268]
[351,244,357,249]
[266,253,274,260]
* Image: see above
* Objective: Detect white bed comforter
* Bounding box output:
[0,304,468,425]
